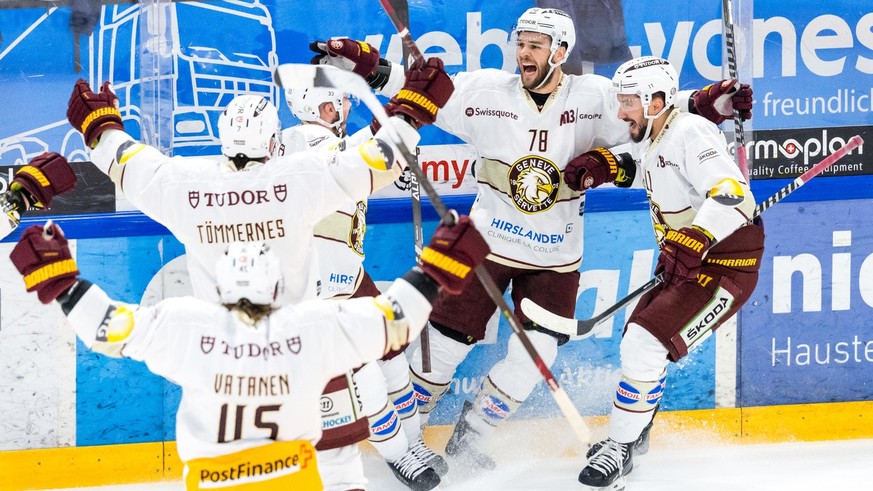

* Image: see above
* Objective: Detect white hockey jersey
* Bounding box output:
[626,109,755,244]
[64,276,431,476]
[280,123,399,298]
[89,127,401,306]
[430,69,632,271]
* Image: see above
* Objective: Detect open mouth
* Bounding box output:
[522,64,537,75]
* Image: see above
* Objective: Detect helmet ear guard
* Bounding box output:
[611,56,679,121]
[218,95,281,163]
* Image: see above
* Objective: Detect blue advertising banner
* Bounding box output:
[740,199,873,407]
[1,2,870,187]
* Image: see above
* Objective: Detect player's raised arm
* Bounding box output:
[310,38,405,96]
[326,56,453,194]
[65,78,178,215]
[0,153,77,239]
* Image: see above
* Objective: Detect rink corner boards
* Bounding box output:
[1,400,872,490]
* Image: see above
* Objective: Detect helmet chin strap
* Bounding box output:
[533,48,562,91]
[317,100,346,136]
[641,103,672,141]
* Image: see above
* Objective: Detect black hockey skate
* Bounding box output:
[388,448,441,491]
[410,437,449,476]
[444,400,496,471]
[578,439,633,491]
[586,419,654,459]
[587,405,658,459]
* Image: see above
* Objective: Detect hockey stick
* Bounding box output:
[722,0,750,180]
[278,62,592,445]
[379,0,432,372]
[275,63,593,446]
[377,0,424,63]
[522,135,865,337]
[376,3,591,445]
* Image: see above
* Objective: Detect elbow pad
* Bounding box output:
[694,177,755,241]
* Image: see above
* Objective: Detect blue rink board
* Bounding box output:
[739,199,873,407]
[69,195,873,444]
[72,206,720,444]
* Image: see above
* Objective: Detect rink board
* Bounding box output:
[2,201,873,452]
[3,400,872,490]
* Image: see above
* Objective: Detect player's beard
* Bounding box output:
[520,58,554,91]
[627,116,649,143]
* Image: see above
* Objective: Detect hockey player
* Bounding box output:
[9,213,489,490]
[565,56,764,490]
[0,152,77,240]
[65,60,452,490]
[310,7,755,471]
[283,87,447,490]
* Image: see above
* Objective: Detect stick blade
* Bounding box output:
[274,63,319,90]
[575,318,599,337]
[519,298,578,337]
[274,63,370,93]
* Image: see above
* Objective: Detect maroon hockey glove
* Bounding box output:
[563,147,632,191]
[656,227,712,286]
[420,212,490,295]
[384,57,454,128]
[691,79,753,125]
[10,222,79,304]
[310,39,381,79]
[67,79,124,148]
[10,152,77,209]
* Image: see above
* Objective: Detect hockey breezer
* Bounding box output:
[274,62,593,447]
[522,134,864,337]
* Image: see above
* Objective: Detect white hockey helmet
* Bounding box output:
[215,241,283,306]
[285,87,346,130]
[612,56,679,120]
[218,95,281,160]
[514,7,576,65]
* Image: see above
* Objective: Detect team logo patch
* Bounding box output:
[349,201,367,256]
[95,305,135,343]
[508,155,560,214]
[394,168,413,191]
[329,40,344,51]
[708,178,745,206]
[616,380,642,405]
